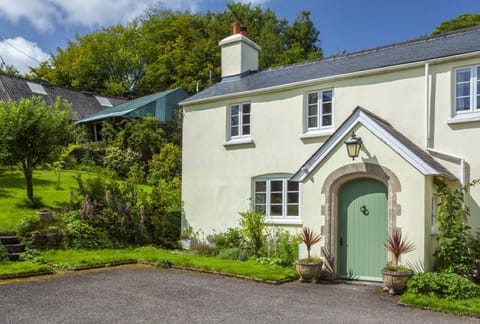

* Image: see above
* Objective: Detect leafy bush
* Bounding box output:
[406,272,480,299]
[213,227,246,250]
[191,242,217,256]
[103,146,142,178]
[0,243,9,261]
[155,259,173,268]
[264,229,299,266]
[64,212,112,249]
[19,248,46,264]
[239,211,266,255]
[434,178,480,280]
[16,215,42,241]
[217,247,249,261]
[147,143,181,185]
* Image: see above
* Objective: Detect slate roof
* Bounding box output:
[183,26,480,104]
[77,88,186,123]
[291,106,456,182]
[0,73,128,120]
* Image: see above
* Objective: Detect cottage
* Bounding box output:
[0,73,128,120]
[181,24,480,281]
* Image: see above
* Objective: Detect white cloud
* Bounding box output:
[0,0,206,32]
[0,37,50,74]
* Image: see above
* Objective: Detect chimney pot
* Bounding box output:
[239,26,247,36]
[232,22,240,35]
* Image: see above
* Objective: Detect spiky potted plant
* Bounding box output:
[381,230,415,294]
[296,227,323,283]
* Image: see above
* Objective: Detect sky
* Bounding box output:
[0,0,478,75]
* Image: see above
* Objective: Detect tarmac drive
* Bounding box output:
[0,264,477,324]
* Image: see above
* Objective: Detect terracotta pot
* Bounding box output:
[296,260,323,283]
[381,268,413,294]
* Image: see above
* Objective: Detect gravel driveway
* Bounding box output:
[0,265,476,323]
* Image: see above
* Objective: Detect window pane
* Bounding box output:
[242,103,251,114]
[242,125,250,135]
[271,192,283,204]
[456,98,470,111]
[308,105,317,116]
[323,102,332,114]
[255,193,266,204]
[255,205,266,214]
[271,180,283,191]
[287,181,298,191]
[456,69,471,82]
[231,105,239,116]
[242,113,250,125]
[287,204,299,216]
[308,93,318,104]
[270,205,282,216]
[308,117,317,128]
[322,115,332,126]
[322,90,332,102]
[255,181,266,192]
[456,83,470,97]
[231,115,239,127]
[231,126,239,136]
[287,192,298,203]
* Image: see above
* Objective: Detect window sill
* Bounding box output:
[265,218,302,225]
[299,128,335,139]
[448,113,480,125]
[223,137,254,147]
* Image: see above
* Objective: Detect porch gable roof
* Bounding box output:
[290,106,456,182]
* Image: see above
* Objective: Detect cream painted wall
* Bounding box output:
[182,55,480,270]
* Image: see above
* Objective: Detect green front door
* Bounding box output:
[338,178,388,281]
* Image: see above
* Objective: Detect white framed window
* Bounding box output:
[253,176,300,221]
[305,89,333,131]
[454,65,480,115]
[229,103,251,138]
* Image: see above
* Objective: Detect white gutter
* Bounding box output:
[424,63,465,187]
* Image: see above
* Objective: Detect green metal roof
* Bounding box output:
[76,88,183,123]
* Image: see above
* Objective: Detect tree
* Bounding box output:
[32,2,322,97]
[0,97,74,204]
[432,13,480,35]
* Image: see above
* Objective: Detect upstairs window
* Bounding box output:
[454,65,480,114]
[229,103,251,138]
[306,89,333,131]
[253,177,300,220]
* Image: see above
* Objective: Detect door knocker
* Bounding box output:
[360,205,369,216]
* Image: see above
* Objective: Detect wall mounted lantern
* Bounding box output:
[344,131,362,160]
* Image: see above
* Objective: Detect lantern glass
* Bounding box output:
[344,133,362,160]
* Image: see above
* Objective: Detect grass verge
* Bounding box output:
[0,261,53,278]
[41,247,297,281]
[401,292,480,318]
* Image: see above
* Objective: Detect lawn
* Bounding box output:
[0,168,96,231]
[41,247,298,281]
[401,292,480,318]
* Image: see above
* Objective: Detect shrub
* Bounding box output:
[239,211,266,255]
[103,146,142,178]
[263,228,299,267]
[217,247,249,261]
[19,248,46,264]
[406,272,480,299]
[0,243,9,261]
[16,215,42,241]
[147,143,181,185]
[434,178,479,280]
[64,212,112,249]
[213,227,246,250]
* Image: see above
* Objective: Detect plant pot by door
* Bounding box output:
[296,260,323,283]
[381,268,413,294]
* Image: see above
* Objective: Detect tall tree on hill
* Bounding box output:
[32,2,322,97]
[432,13,480,35]
[0,97,75,205]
